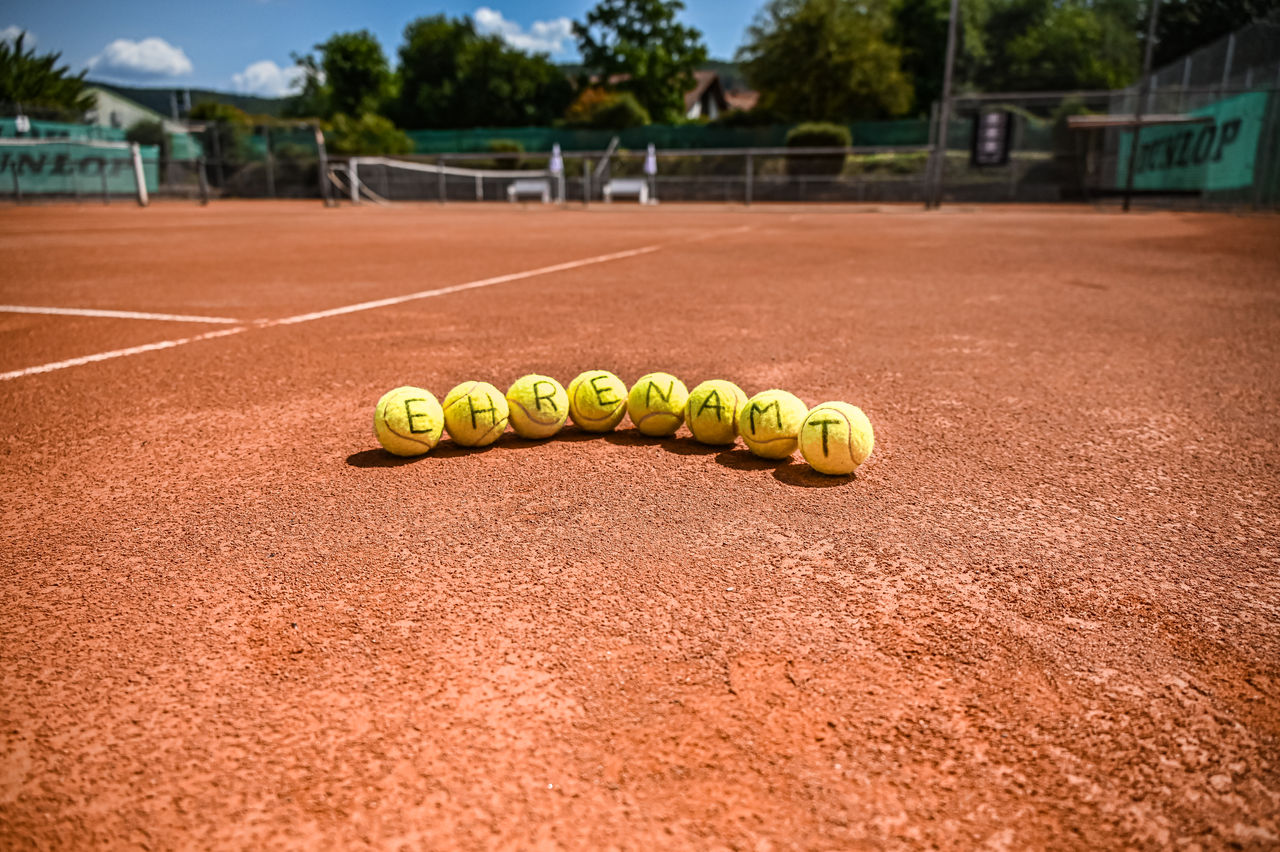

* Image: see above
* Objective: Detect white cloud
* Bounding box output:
[232,60,304,97]
[88,37,193,79]
[474,7,574,56]
[2,26,34,46]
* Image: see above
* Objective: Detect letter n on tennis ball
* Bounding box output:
[627,372,689,436]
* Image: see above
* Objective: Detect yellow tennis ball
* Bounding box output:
[627,372,689,437]
[442,381,509,447]
[685,379,747,445]
[567,369,628,432]
[373,386,444,457]
[506,374,568,439]
[738,389,808,459]
[799,402,875,475]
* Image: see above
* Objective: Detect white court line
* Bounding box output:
[0,241,668,382]
[0,327,248,382]
[0,305,243,324]
[263,243,663,328]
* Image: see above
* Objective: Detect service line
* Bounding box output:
[0,305,244,324]
[0,240,669,382]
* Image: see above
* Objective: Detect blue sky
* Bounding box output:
[2,1,761,97]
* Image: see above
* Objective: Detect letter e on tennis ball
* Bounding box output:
[738,389,808,459]
[373,386,444,456]
[443,381,509,447]
[506,374,568,439]
[799,402,874,475]
[627,372,689,436]
[567,370,628,432]
[685,379,747,445]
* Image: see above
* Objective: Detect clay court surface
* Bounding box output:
[1,202,1278,849]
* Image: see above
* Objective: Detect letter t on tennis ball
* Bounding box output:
[799,402,874,475]
[627,372,689,436]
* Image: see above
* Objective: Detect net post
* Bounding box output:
[131,142,149,207]
[475,172,482,201]
[197,156,210,205]
[349,158,361,204]
[745,152,753,205]
[438,156,446,203]
[313,125,333,207]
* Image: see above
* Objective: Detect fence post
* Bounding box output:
[101,164,110,205]
[197,157,210,205]
[745,152,753,205]
[211,122,225,188]
[11,163,21,204]
[438,156,446,203]
[583,158,591,206]
[1124,0,1162,212]
[1221,33,1236,94]
[263,125,276,198]
[927,0,961,209]
[349,159,360,204]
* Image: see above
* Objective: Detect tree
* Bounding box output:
[0,32,93,116]
[563,88,652,128]
[394,15,574,129]
[1151,0,1278,68]
[574,0,709,123]
[737,0,913,122]
[307,30,393,118]
[324,112,412,156]
[974,0,1140,92]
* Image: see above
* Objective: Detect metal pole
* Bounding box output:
[928,0,961,209]
[438,156,446,203]
[583,157,591,206]
[745,151,753,205]
[1123,0,1162,212]
[349,159,360,204]
[211,122,225,189]
[11,163,22,204]
[1221,33,1236,94]
[130,142,149,207]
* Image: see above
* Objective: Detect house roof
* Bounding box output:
[684,70,727,112]
[725,90,760,112]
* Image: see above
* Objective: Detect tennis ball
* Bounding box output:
[627,372,689,437]
[685,379,748,445]
[442,381,509,447]
[799,402,875,475]
[506,374,568,439]
[373,386,444,457]
[738,389,808,459]
[567,370,628,432]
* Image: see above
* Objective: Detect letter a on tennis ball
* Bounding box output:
[506,374,568,439]
[738,389,808,459]
[373,386,444,457]
[799,402,874,475]
[627,372,689,436]
[685,379,747,445]
[567,370,628,432]
[443,381,509,447]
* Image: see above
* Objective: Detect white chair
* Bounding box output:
[602,178,650,204]
[507,179,551,203]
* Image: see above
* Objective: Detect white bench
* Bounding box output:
[602,178,651,204]
[507,179,551,203]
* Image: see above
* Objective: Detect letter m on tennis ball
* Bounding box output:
[745,399,782,434]
[806,416,840,456]
[532,380,559,411]
[405,398,436,433]
[590,375,620,405]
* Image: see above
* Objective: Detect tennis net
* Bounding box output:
[341,157,561,204]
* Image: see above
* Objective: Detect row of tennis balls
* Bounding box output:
[373,370,875,475]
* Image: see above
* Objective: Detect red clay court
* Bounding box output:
[1,202,1278,849]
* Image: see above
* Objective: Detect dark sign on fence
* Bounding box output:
[971,111,1012,167]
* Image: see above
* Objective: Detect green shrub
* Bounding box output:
[785,122,852,176]
[486,139,525,170]
[563,89,650,130]
[324,112,411,156]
